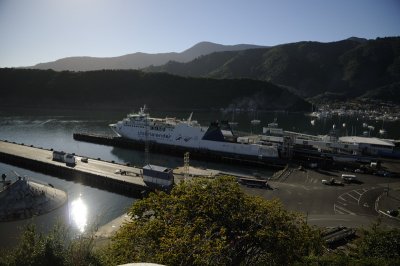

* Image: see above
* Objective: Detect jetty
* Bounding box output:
[0,140,150,197]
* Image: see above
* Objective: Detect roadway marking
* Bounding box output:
[309,218,351,222]
[335,187,381,216]
[334,204,356,215]
[375,194,383,213]
[336,200,347,206]
[357,187,382,206]
[338,196,346,201]
[345,193,359,202]
[378,210,400,221]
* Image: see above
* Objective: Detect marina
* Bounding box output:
[0,109,399,252]
[0,110,399,235]
[74,116,400,171]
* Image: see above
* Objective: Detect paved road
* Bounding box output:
[241,168,400,228]
[0,141,146,186]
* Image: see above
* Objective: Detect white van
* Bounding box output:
[341,174,356,183]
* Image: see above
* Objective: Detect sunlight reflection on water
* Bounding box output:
[70,195,87,233]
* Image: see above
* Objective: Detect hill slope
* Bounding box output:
[146,37,400,102]
[0,68,310,111]
[30,42,265,71]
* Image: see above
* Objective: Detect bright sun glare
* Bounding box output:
[70,196,87,233]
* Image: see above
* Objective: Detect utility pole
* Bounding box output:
[144,106,150,166]
[184,152,190,180]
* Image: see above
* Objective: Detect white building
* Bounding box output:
[142,164,174,188]
[338,136,395,155]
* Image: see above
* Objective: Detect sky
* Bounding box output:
[0,0,399,67]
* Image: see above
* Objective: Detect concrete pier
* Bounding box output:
[0,140,150,197]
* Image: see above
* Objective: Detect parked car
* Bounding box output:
[375,170,391,177]
[386,209,399,217]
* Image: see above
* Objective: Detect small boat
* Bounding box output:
[229,108,239,127]
[250,109,260,125]
[379,119,387,135]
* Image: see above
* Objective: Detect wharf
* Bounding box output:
[0,140,149,197]
[73,133,286,169]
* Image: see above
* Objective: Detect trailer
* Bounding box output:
[52,151,66,162]
[238,177,269,189]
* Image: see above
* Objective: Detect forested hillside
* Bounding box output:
[0,68,310,111]
[146,37,400,102]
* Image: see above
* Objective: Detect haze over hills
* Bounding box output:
[30,42,266,71]
[145,37,400,103]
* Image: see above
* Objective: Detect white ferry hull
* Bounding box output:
[110,107,279,159]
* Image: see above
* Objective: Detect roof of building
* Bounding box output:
[143,164,171,172]
[339,136,395,147]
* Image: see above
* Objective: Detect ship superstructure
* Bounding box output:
[110,106,279,159]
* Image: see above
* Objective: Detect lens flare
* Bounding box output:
[70,196,87,233]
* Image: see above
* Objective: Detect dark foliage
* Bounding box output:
[0,224,100,266]
[103,177,323,265]
[0,68,310,111]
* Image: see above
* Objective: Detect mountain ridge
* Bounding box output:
[145,37,400,102]
[29,42,266,71]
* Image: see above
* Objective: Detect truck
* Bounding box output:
[341,174,357,183]
[238,178,270,189]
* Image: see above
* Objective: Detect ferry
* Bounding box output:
[109,106,279,160]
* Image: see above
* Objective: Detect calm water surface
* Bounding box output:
[0,108,399,247]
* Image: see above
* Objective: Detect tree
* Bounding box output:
[301,220,400,266]
[0,223,101,266]
[355,221,400,259]
[104,176,323,265]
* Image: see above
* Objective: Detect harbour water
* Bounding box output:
[0,107,399,248]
